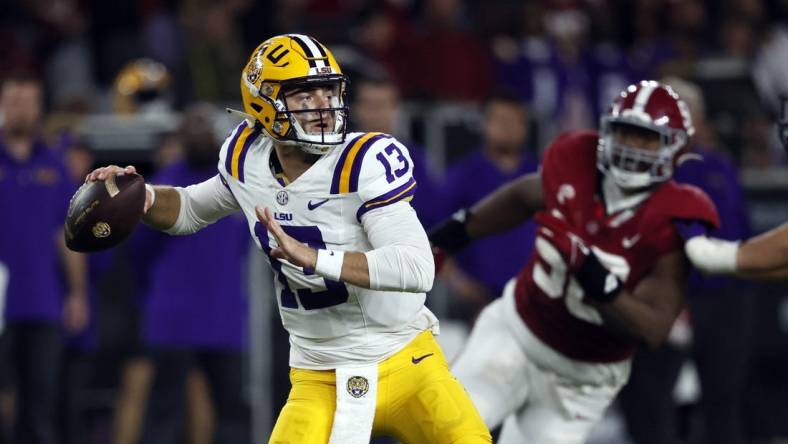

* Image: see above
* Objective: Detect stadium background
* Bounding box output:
[3,0,788,443]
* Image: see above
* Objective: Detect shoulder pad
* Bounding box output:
[647,181,720,230]
[543,131,599,172]
[542,130,600,201]
[218,120,262,183]
[331,133,418,220]
[330,132,391,194]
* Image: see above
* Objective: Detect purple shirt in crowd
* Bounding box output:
[0,138,74,323]
[673,146,752,290]
[406,142,447,230]
[496,39,634,128]
[132,162,249,349]
[65,250,113,351]
[444,150,539,297]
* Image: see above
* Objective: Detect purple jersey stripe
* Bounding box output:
[224,121,247,177]
[217,173,239,201]
[218,173,232,191]
[330,133,364,194]
[236,126,261,182]
[348,134,387,193]
[356,177,418,221]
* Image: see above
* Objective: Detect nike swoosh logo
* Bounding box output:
[307,199,329,210]
[411,353,434,364]
[621,234,641,249]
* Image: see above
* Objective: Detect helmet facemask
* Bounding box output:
[261,75,349,155]
[598,119,688,190]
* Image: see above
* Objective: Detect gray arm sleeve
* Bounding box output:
[362,201,435,293]
[164,175,241,235]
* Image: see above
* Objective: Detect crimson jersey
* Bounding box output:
[515,131,719,363]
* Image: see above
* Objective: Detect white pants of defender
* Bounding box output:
[452,279,631,444]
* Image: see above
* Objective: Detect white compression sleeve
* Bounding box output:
[684,236,739,274]
[362,201,435,293]
[164,175,241,235]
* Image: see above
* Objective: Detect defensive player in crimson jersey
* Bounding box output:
[430,80,720,443]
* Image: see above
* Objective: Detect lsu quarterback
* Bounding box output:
[87,34,491,443]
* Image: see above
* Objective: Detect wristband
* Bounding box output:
[315,249,345,282]
[145,184,156,209]
[684,236,738,274]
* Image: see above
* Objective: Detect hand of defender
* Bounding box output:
[256,206,318,270]
[85,165,154,213]
[534,213,588,270]
[534,213,621,302]
[574,250,623,303]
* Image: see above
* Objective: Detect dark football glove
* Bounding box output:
[428,208,473,255]
[575,250,623,303]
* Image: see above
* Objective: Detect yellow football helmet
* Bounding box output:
[112,58,172,114]
[240,34,349,155]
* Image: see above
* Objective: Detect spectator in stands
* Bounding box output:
[494,3,632,147]
[0,74,88,444]
[618,77,753,444]
[112,131,181,444]
[408,0,492,102]
[349,5,416,98]
[439,89,538,320]
[112,59,174,116]
[351,74,445,229]
[173,1,246,106]
[58,138,105,444]
[131,103,250,444]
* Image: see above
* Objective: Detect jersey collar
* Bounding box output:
[601,175,651,215]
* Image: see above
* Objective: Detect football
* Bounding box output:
[64,172,146,252]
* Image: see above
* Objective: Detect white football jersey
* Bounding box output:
[217,122,438,369]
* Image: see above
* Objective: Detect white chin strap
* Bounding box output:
[287,110,345,155]
[295,139,337,155]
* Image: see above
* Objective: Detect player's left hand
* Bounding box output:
[62,290,89,334]
[256,206,318,270]
[575,250,623,303]
[533,213,622,303]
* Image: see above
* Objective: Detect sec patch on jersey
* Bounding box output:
[64,172,146,252]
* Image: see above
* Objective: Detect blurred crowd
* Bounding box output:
[3,0,788,166]
[2,0,788,443]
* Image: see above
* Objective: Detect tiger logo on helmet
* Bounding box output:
[239,34,349,155]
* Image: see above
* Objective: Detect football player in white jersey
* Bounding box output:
[677,95,788,279]
[87,34,490,444]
